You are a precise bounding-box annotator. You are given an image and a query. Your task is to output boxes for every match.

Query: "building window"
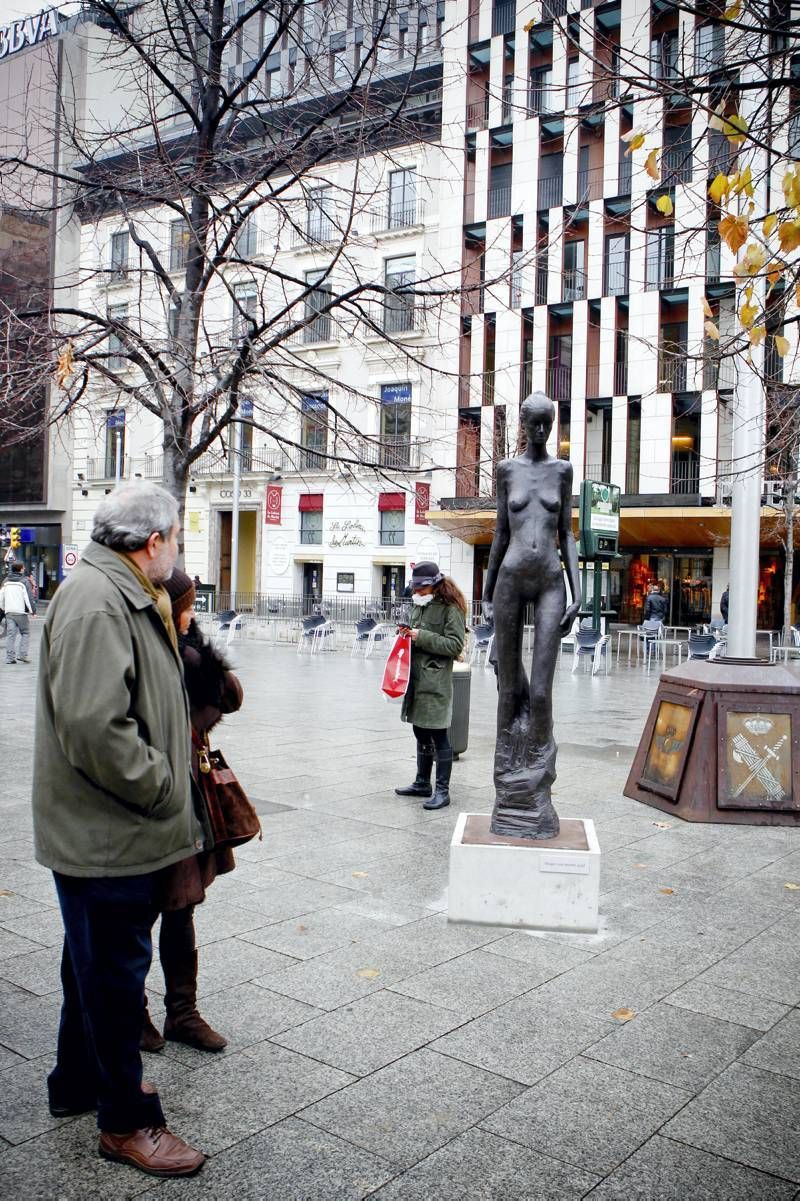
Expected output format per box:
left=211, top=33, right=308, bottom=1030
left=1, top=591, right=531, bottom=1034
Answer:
left=231, top=285, right=258, bottom=343
left=169, top=218, right=191, bottom=271
left=110, top=231, right=129, bottom=279
left=301, top=392, right=329, bottom=469
left=646, top=228, right=675, bottom=290
left=304, top=269, right=332, bottom=341
left=388, top=168, right=417, bottom=228
left=104, top=409, right=126, bottom=478
left=380, top=382, right=412, bottom=466
left=604, top=233, right=629, bottom=296
left=383, top=255, right=416, bottom=333
left=563, top=240, right=586, bottom=301
left=379, top=496, right=406, bottom=545
left=299, top=495, right=324, bottom=544
left=235, top=217, right=258, bottom=258
left=488, top=162, right=512, bottom=219
left=107, top=304, right=129, bottom=369
left=306, top=186, right=334, bottom=241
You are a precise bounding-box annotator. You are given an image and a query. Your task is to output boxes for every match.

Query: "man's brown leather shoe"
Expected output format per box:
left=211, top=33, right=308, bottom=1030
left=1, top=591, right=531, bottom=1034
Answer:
left=98, top=1126, right=205, bottom=1177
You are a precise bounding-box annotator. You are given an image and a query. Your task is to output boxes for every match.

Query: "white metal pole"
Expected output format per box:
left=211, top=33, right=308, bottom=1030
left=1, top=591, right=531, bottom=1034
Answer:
left=727, top=356, right=763, bottom=659
left=114, top=428, right=122, bottom=485
left=230, top=417, right=241, bottom=608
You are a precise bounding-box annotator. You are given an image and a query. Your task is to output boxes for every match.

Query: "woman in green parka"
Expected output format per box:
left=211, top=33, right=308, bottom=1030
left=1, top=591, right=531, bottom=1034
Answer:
left=396, top=561, right=467, bottom=810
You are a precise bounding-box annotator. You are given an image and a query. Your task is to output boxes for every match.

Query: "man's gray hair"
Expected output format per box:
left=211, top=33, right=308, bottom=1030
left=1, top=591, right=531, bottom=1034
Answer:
left=91, top=482, right=179, bottom=551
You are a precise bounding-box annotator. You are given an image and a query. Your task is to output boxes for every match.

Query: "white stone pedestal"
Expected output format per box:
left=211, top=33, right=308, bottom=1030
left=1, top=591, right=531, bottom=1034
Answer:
left=448, top=814, right=601, bottom=933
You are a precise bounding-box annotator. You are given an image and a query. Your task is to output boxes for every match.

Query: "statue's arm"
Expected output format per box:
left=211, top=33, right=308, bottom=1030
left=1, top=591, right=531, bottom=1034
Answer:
left=482, top=464, right=510, bottom=615
left=558, top=462, right=581, bottom=628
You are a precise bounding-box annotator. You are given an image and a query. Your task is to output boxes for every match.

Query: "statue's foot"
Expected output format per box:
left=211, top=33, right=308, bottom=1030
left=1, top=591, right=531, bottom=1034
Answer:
left=490, top=798, right=560, bottom=840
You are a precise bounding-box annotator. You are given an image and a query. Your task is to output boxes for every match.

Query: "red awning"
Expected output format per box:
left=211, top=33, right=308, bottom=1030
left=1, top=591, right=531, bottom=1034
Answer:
left=378, top=492, right=406, bottom=511
left=298, top=493, right=324, bottom=511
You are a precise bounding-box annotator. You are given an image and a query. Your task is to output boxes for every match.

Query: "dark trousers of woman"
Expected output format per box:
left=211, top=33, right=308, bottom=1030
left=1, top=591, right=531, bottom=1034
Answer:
left=412, top=725, right=451, bottom=759
left=48, top=872, right=166, bottom=1133
left=159, top=904, right=200, bottom=1022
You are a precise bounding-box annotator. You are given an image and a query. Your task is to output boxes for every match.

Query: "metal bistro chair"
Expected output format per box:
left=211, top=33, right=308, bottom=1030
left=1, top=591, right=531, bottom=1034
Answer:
left=297, top=613, right=328, bottom=655
left=350, top=616, right=377, bottom=657
left=214, top=609, right=242, bottom=650
left=636, top=619, right=663, bottom=666
left=572, top=629, right=611, bottom=676
left=364, top=622, right=394, bottom=659
left=688, top=632, right=719, bottom=660
left=559, top=617, right=580, bottom=661
left=469, top=623, right=495, bottom=669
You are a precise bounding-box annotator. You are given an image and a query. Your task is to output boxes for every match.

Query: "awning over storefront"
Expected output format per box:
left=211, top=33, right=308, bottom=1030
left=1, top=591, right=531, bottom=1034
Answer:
left=425, top=503, right=787, bottom=549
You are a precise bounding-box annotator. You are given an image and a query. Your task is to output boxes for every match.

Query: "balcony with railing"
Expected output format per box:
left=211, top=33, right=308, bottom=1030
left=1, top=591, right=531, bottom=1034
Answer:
left=546, top=364, right=571, bottom=401
left=708, top=132, right=736, bottom=177
left=542, top=0, right=567, bottom=18
left=576, top=165, right=604, bottom=204
left=492, top=0, right=516, bottom=36
left=625, top=458, right=640, bottom=494
left=528, top=73, right=559, bottom=116
left=371, top=297, right=422, bottom=336
left=291, top=215, right=337, bottom=249
left=487, top=184, right=512, bottom=220
left=646, top=232, right=675, bottom=290
left=466, top=95, right=490, bottom=130
left=482, top=371, right=496, bottom=406
left=703, top=354, right=736, bottom=391
left=617, top=156, right=632, bottom=195
left=671, top=455, right=700, bottom=494
left=614, top=359, right=628, bottom=395
left=520, top=360, right=533, bottom=398
left=371, top=197, right=425, bottom=233
left=563, top=267, right=586, bottom=302
left=658, top=352, right=688, bottom=393
left=662, top=144, right=693, bottom=184
left=510, top=267, right=524, bottom=308
left=604, top=248, right=629, bottom=296
left=537, top=175, right=563, bottom=210
left=585, top=460, right=611, bottom=482
left=585, top=364, right=603, bottom=399
left=535, top=259, right=548, bottom=305
left=298, top=312, right=333, bottom=344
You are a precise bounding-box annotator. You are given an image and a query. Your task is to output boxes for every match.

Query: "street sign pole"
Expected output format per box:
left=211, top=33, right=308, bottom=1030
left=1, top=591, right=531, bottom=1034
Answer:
left=230, top=416, right=241, bottom=609
left=115, top=429, right=122, bottom=485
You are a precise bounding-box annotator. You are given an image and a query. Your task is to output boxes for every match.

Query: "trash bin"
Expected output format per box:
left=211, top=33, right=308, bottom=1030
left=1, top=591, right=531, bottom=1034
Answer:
left=449, top=661, right=472, bottom=759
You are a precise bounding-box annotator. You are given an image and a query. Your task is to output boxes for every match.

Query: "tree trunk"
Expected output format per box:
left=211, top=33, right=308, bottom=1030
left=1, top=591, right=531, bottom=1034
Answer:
left=784, top=476, right=796, bottom=645
left=162, top=438, right=191, bottom=561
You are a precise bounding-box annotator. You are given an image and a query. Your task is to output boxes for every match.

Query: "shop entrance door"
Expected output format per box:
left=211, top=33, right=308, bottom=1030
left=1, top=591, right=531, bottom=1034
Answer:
left=302, top=562, right=323, bottom=614
left=381, top=565, right=405, bottom=614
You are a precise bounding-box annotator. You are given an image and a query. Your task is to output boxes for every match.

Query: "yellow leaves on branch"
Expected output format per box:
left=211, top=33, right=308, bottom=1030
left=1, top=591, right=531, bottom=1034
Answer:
left=55, top=341, right=74, bottom=389
left=702, top=297, right=714, bottom=319
left=731, top=165, right=753, bottom=198
left=766, top=261, right=784, bottom=288
left=778, top=218, right=800, bottom=254
left=723, top=0, right=743, bottom=18
left=655, top=194, right=673, bottom=216
left=723, top=114, right=749, bottom=145
left=621, top=128, right=646, bottom=156
left=708, top=172, right=730, bottom=205
left=763, top=213, right=777, bottom=238
left=749, top=325, right=767, bottom=347
left=718, top=214, right=749, bottom=255
left=774, top=335, right=790, bottom=358
left=644, top=148, right=660, bottom=181
left=733, top=243, right=767, bottom=280
left=708, top=167, right=751, bottom=207
left=739, top=298, right=759, bottom=328
left=782, top=166, right=800, bottom=209
left=704, top=320, right=720, bottom=341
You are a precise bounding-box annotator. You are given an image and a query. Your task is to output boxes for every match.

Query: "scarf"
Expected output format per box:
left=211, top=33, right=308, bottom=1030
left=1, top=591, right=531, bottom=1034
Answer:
left=115, top=552, right=179, bottom=653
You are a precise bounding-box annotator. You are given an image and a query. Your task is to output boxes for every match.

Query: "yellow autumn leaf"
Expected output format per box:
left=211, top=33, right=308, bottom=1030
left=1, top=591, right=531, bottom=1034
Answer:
left=796, top=283, right=800, bottom=309
left=702, top=296, right=713, bottom=318
left=767, top=261, right=783, bottom=287
left=749, top=325, right=767, bottom=346
left=659, top=887, right=675, bottom=895
left=763, top=213, right=777, bottom=238
left=622, top=129, right=646, bottom=155
left=783, top=167, right=800, bottom=209
left=656, top=194, right=673, bottom=216
left=708, top=101, right=727, bottom=133
left=734, top=243, right=767, bottom=278
left=708, top=172, right=730, bottom=205
left=723, top=113, right=749, bottom=145
left=612, top=1007, right=636, bottom=1021
left=644, top=148, right=660, bottom=181
left=731, top=165, right=753, bottom=198
left=351, top=870, right=369, bottom=878
left=785, top=882, right=800, bottom=890
left=778, top=219, right=800, bottom=254
left=739, top=300, right=758, bottom=327
left=356, top=967, right=380, bottom=979
left=704, top=320, right=720, bottom=340
left=653, top=821, right=672, bottom=829
left=774, top=335, right=790, bottom=358
left=719, top=214, right=749, bottom=255
left=523, top=18, right=535, bottom=32
left=723, top=0, right=742, bottom=18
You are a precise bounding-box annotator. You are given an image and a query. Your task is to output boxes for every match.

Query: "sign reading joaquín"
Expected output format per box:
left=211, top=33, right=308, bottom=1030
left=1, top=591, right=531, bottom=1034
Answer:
left=0, top=8, right=61, bottom=61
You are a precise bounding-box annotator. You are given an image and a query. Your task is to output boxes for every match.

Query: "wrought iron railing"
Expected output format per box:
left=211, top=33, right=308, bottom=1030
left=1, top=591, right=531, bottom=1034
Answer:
left=537, top=175, right=563, bottom=210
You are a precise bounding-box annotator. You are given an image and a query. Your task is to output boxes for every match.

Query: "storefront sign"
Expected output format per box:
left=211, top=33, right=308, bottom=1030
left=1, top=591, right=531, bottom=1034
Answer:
left=579, top=480, right=620, bottom=559
left=0, top=9, right=60, bottom=60
left=265, top=483, right=282, bottom=525
left=269, top=537, right=290, bottom=575
left=415, top=482, right=430, bottom=525
left=218, top=488, right=252, bottom=498
left=329, top=519, right=365, bottom=548
left=62, top=544, right=80, bottom=574
left=337, top=572, right=355, bottom=592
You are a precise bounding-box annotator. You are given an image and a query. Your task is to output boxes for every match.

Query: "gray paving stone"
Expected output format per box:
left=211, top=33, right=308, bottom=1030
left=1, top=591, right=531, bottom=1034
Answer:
left=189, top=898, right=279, bottom=944
left=272, top=989, right=465, bottom=1074
left=229, top=877, right=360, bottom=923
left=258, top=939, right=425, bottom=1010
left=0, top=1042, right=25, bottom=1073
left=0, top=987, right=62, bottom=1059
left=663, top=1062, right=800, bottom=1181
left=0, top=928, right=44, bottom=960
left=0, top=892, right=51, bottom=923
left=742, top=1009, right=800, bottom=1080
left=584, top=1001, right=759, bottom=1092
left=431, top=994, right=615, bottom=1086
left=646, top=893, right=785, bottom=958
left=481, top=1055, right=691, bottom=1176
left=482, top=931, right=596, bottom=975
left=696, top=925, right=800, bottom=1006
left=586, top=1134, right=797, bottom=1200
left=0, top=908, right=65, bottom=948
left=664, top=979, right=791, bottom=1032
left=142, top=1116, right=394, bottom=1200
left=332, top=895, right=436, bottom=928
left=371, top=913, right=509, bottom=966
left=0, top=1056, right=71, bottom=1145
left=161, top=1041, right=354, bottom=1156
left=367, top=1127, right=599, bottom=1199
left=0, top=1114, right=155, bottom=1199
left=300, top=1048, right=524, bottom=1169
left=388, top=949, right=545, bottom=1017
left=0, top=944, right=64, bottom=996
left=238, top=906, right=393, bottom=959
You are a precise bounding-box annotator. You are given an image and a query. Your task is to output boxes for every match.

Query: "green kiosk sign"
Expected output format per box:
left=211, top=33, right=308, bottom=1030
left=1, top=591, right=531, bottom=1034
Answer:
left=579, top=480, right=621, bottom=560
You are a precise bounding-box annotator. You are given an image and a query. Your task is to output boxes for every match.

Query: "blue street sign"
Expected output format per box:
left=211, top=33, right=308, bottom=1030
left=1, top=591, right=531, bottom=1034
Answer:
left=107, top=409, right=125, bottom=429
left=240, top=398, right=254, bottom=418
left=380, top=382, right=412, bottom=405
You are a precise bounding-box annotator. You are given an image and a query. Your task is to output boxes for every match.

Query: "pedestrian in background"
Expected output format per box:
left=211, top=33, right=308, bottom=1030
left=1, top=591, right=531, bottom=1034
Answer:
left=643, top=581, right=669, bottom=624
left=140, top=568, right=243, bottom=1055
left=32, top=482, right=205, bottom=1179
left=0, top=562, right=34, bottom=663
left=720, top=584, right=729, bottom=624
left=395, top=562, right=466, bottom=811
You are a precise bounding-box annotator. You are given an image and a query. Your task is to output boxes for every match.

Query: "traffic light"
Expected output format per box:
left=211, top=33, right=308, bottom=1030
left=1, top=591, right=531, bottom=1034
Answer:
left=10, top=527, right=21, bottom=549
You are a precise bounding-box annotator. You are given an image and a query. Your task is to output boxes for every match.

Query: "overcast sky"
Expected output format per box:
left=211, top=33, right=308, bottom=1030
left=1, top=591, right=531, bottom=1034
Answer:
left=4, top=2, right=77, bottom=23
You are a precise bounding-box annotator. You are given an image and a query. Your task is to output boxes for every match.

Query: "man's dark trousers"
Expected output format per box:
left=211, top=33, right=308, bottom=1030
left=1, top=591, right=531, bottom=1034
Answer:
left=48, top=872, right=166, bottom=1132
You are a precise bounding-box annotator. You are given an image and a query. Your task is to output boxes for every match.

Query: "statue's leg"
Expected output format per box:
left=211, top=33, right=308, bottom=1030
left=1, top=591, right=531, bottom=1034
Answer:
left=517, top=578, right=566, bottom=838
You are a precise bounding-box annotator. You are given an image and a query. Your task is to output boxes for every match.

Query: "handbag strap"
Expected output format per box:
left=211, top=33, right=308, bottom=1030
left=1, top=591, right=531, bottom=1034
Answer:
left=191, top=727, right=212, bottom=774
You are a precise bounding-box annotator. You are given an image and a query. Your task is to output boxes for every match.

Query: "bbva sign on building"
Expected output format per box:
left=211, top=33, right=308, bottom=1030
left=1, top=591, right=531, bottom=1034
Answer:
left=0, top=8, right=60, bottom=61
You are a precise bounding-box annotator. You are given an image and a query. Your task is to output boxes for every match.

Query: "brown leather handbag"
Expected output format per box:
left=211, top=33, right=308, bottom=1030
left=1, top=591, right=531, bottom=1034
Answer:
left=193, top=731, right=262, bottom=850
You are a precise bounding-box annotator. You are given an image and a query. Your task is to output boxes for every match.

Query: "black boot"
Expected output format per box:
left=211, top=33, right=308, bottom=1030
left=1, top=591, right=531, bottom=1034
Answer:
left=424, top=749, right=452, bottom=810
left=395, top=749, right=434, bottom=797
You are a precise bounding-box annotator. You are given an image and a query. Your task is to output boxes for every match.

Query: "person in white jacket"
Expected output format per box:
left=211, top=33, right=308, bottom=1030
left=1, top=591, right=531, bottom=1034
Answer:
left=0, top=563, right=34, bottom=663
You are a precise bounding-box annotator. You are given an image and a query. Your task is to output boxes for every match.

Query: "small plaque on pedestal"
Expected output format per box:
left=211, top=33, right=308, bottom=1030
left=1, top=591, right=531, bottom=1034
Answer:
left=448, top=814, right=600, bottom=933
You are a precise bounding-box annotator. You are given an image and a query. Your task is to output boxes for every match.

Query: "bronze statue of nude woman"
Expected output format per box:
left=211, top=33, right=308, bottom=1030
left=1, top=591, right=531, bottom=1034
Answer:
left=482, top=392, right=581, bottom=839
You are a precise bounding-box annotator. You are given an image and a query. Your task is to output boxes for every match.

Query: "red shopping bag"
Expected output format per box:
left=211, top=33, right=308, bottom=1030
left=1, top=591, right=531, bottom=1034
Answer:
left=381, top=633, right=412, bottom=701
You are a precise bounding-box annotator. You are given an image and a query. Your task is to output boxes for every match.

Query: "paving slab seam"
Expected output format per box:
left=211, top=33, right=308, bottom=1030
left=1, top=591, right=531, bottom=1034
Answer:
left=653, top=1132, right=800, bottom=1188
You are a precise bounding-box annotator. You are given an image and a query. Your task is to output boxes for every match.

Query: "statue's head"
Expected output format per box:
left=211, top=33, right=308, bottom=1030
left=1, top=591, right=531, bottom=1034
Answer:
left=520, top=392, right=555, bottom=446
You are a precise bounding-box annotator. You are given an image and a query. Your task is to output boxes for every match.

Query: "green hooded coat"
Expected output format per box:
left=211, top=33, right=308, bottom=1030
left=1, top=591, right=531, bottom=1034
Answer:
left=401, top=598, right=466, bottom=729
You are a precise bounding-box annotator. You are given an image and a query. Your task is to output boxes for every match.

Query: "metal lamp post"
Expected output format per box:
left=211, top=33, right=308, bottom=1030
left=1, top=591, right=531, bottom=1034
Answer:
left=229, top=397, right=253, bottom=609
